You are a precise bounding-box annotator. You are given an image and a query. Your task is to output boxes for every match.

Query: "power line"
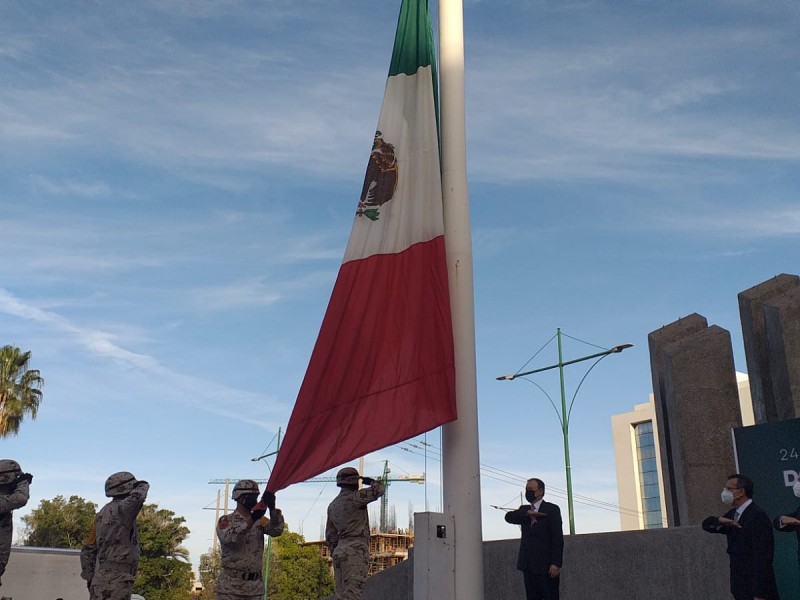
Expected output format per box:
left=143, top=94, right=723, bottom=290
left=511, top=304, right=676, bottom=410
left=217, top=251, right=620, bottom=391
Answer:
left=398, top=439, right=642, bottom=518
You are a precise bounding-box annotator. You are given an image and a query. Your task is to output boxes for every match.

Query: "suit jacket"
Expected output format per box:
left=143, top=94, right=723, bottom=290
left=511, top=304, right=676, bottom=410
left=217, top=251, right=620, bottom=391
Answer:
left=505, top=499, right=564, bottom=574
left=774, top=505, right=800, bottom=566
left=702, top=501, right=779, bottom=600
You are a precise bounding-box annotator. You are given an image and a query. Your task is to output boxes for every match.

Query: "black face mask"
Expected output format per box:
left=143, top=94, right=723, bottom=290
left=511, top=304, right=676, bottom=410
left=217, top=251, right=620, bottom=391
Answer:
left=240, top=495, right=258, bottom=510
left=525, top=490, right=537, bottom=503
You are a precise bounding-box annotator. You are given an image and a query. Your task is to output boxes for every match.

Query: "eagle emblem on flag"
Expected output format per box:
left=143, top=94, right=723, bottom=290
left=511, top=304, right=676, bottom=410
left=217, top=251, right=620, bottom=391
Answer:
left=356, top=130, right=398, bottom=221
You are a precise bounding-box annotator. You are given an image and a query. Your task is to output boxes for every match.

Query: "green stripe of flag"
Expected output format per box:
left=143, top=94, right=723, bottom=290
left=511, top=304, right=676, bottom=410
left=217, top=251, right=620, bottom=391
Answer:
left=389, top=0, right=437, bottom=77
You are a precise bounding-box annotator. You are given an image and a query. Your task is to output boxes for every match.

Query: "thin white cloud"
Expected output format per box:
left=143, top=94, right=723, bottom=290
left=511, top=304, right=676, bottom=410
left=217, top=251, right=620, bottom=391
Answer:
left=465, top=18, right=800, bottom=183
left=0, top=289, right=158, bottom=370
left=0, top=4, right=384, bottom=187
left=0, top=288, right=285, bottom=424
left=280, top=234, right=346, bottom=263
left=29, top=174, right=111, bottom=197
left=0, top=215, right=174, bottom=276
left=28, top=254, right=165, bottom=272
left=0, top=35, right=34, bottom=59
left=0, top=105, right=75, bottom=141
left=658, top=207, right=800, bottom=238
left=193, top=278, right=281, bottom=311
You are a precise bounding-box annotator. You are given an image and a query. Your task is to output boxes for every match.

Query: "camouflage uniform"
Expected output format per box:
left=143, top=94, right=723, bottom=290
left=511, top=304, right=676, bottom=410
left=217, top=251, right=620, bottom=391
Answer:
left=0, top=477, right=30, bottom=584
left=216, top=508, right=284, bottom=600
left=325, top=480, right=385, bottom=600
left=80, top=480, right=149, bottom=600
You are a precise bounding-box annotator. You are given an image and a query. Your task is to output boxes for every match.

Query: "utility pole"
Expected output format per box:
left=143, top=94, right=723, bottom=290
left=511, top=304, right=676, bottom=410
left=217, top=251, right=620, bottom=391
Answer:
left=212, top=488, right=221, bottom=553
left=497, top=329, right=632, bottom=534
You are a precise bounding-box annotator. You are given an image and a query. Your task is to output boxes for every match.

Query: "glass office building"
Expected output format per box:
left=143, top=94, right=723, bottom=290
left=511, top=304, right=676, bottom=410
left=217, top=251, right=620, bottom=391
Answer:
left=612, top=376, right=753, bottom=531
left=633, top=420, right=662, bottom=528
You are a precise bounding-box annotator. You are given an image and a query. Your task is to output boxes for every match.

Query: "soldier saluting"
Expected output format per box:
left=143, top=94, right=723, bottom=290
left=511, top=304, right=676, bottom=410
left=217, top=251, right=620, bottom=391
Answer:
left=81, top=471, right=149, bottom=600
left=0, top=459, right=32, bottom=589
left=326, top=467, right=385, bottom=600
left=216, top=479, right=284, bottom=600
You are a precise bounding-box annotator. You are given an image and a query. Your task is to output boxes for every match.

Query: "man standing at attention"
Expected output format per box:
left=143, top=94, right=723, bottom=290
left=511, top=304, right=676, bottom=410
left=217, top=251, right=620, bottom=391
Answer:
left=702, top=473, right=779, bottom=600
left=80, top=471, right=149, bottom=600
left=505, top=478, right=564, bottom=600
left=326, top=467, right=384, bottom=600
left=216, top=479, right=284, bottom=600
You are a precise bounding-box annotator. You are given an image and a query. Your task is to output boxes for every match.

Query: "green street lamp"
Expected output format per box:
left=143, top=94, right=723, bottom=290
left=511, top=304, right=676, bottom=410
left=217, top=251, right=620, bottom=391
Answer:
left=497, top=328, right=632, bottom=535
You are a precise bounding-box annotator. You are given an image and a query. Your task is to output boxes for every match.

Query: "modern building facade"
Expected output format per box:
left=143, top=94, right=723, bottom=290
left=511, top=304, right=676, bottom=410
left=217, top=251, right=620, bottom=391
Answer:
left=612, top=398, right=667, bottom=531
left=612, top=374, right=754, bottom=530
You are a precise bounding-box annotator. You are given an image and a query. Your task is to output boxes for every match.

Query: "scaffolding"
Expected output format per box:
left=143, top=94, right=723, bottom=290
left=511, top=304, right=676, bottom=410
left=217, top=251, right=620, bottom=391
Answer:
left=303, top=531, right=414, bottom=577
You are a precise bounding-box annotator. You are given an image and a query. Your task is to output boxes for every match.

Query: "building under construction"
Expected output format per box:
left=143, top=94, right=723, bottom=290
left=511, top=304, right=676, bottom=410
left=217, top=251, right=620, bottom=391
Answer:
left=304, top=530, right=414, bottom=576
left=303, top=460, right=421, bottom=576
left=210, top=459, right=421, bottom=577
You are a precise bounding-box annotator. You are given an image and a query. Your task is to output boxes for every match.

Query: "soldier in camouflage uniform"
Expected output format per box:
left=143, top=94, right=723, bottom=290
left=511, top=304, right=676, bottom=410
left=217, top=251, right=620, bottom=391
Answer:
left=0, top=459, right=32, bottom=588
left=325, top=467, right=385, bottom=600
left=80, top=471, right=149, bottom=600
left=216, top=479, right=284, bottom=600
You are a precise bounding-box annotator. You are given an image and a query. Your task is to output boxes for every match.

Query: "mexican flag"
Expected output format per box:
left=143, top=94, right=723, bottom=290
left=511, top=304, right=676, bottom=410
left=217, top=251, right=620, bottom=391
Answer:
left=268, top=0, right=456, bottom=492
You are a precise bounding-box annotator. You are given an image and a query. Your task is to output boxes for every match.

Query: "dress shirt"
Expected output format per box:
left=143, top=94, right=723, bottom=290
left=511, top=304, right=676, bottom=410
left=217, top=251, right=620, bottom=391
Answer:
left=735, top=498, right=753, bottom=522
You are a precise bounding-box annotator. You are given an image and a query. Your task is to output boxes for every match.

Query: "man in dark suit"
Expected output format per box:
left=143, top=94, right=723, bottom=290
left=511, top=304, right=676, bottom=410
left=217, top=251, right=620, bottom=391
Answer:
left=702, top=473, right=780, bottom=600
left=505, top=478, right=564, bottom=600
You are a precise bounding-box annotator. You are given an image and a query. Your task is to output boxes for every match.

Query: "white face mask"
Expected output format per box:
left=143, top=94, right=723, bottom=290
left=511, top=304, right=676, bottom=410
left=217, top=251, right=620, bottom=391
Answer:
left=721, top=488, right=735, bottom=506
left=793, top=478, right=800, bottom=499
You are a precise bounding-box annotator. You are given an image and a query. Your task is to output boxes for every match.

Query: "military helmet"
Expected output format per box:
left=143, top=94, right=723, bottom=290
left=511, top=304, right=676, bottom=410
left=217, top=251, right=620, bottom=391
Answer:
left=105, top=471, right=138, bottom=497
left=232, top=479, right=260, bottom=500
left=336, top=467, right=360, bottom=487
left=0, top=459, right=21, bottom=485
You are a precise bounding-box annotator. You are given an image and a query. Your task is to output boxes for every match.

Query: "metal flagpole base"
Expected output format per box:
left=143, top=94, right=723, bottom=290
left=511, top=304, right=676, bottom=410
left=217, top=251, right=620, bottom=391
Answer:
left=413, top=512, right=456, bottom=599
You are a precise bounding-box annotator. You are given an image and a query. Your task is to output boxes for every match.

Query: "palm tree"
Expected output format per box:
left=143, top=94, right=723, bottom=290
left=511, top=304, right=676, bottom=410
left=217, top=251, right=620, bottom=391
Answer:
left=0, top=345, right=44, bottom=437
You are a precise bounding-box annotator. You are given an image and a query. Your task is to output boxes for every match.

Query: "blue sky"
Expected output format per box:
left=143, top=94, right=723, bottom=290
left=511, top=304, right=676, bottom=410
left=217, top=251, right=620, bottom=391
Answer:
left=1, top=0, right=798, bottom=569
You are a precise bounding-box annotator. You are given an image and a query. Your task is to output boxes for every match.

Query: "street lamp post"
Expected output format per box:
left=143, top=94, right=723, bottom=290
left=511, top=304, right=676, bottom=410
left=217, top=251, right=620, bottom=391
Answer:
left=497, top=328, right=632, bottom=535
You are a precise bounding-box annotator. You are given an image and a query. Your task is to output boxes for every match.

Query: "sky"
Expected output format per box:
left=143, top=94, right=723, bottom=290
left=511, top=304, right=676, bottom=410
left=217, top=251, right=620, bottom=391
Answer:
left=1, top=0, right=799, bottom=571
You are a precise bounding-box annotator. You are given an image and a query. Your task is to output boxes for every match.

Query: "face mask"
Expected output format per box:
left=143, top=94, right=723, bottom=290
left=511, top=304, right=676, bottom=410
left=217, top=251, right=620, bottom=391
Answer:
left=241, top=495, right=258, bottom=510
left=525, top=490, right=537, bottom=504
left=720, top=489, right=734, bottom=506
left=793, top=479, right=800, bottom=499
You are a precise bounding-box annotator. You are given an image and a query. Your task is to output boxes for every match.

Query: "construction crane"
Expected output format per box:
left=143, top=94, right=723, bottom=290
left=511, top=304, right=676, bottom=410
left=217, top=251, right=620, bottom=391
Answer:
left=374, top=460, right=424, bottom=533
left=209, top=460, right=424, bottom=534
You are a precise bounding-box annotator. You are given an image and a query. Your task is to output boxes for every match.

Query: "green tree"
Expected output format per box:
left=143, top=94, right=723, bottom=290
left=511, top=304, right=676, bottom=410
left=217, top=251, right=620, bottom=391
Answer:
left=197, top=546, right=221, bottom=600
left=195, top=526, right=334, bottom=600
left=21, top=495, right=98, bottom=548
left=134, top=503, right=193, bottom=600
left=267, top=529, right=334, bottom=600
left=0, top=345, right=44, bottom=437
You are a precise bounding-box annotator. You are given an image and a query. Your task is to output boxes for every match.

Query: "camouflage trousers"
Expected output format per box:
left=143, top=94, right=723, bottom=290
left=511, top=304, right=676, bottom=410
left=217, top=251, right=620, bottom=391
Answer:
left=89, top=568, right=135, bottom=600
left=215, top=570, right=264, bottom=600
left=332, top=541, right=369, bottom=600
left=0, top=519, right=11, bottom=578
left=216, top=593, right=263, bottom=600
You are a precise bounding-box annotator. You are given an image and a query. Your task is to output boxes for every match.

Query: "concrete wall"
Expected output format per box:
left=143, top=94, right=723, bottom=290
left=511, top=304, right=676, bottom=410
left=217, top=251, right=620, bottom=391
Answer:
left=763, top=285, right=800, bottom=420
left=648, top=316, right=742, bottom=527
left=2, top=546, right=87, bottom=600
left=647, top=313, right=708, bottom=528
left=338, top=526, right=730, bottom=600
left=738, top=273, right=800, bottom=423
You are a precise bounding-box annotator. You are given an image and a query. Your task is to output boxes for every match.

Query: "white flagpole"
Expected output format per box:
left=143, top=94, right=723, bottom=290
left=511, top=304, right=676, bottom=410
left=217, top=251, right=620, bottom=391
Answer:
left=439, top=0, right=485, bottom=599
